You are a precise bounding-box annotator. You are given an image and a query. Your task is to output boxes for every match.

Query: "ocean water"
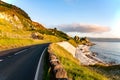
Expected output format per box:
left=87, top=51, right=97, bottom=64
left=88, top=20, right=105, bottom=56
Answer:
left=90, top=42, right=120, bottom=64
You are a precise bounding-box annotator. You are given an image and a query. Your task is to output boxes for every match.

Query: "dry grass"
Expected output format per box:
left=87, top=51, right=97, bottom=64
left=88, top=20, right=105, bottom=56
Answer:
left=48, top=43, right=109, bottom=80
left=0, top=38, right=47, bottom=51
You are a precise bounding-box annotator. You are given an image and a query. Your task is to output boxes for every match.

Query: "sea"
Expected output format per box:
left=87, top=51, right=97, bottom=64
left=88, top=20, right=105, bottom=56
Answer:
left=90, top=42, right=120, bottom=64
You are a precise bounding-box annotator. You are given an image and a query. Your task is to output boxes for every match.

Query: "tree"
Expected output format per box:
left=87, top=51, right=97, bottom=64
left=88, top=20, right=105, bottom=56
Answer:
left=74, top=35, right=80, bottom=41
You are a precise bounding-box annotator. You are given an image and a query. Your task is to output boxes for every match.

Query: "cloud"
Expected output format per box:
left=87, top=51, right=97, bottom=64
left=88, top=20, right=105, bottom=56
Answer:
left=57, top=23, right=111, bottom=33
left=67, top=32, right=117, bottom=38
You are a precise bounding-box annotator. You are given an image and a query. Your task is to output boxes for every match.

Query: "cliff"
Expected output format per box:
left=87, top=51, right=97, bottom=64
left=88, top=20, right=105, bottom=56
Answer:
left=0, top=1, right=46, bottom=39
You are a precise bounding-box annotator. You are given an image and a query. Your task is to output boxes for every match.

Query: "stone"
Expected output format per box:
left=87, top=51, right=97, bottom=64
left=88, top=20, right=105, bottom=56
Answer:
left=55, top=68, right=68, bottom=78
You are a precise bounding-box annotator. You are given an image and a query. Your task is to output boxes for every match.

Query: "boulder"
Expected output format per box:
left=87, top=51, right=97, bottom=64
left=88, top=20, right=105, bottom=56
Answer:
left=55, top=68, right=68, bottom=79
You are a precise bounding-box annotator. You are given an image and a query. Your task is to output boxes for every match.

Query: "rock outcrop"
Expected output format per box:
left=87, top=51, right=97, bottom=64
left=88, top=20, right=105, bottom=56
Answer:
left=0, top=1, right=33, bottom=30
left=76, top=45, right=104, bottom=65
left=0, top=12, right=24, bottom=29
left=0, top=1, right=47, bottom=39
left=57, top=41, right=104, bottom=65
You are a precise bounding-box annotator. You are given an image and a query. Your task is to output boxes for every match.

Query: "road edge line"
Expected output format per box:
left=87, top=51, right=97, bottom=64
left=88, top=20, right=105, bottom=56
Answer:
left=34, top=47, right=47, bottom=80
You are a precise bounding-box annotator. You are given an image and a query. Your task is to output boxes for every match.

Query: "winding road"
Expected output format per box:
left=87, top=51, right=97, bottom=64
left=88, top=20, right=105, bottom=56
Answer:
left=0, top=43, right=49, bottom=80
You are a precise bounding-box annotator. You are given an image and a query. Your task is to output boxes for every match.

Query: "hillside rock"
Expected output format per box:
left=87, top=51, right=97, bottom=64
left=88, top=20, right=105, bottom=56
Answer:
left=0, top=12, right=23, bottom=29
left=0, top=1, right=33, bottom=30
left=76, top=45, right=105, bottom=65
left=0, top=1, right=30, bottom=20
left=0, top=1, right=46, bottom=39
left=32, top=21, right=46, bottom=30
left=57, top=41, right=104, bottom=65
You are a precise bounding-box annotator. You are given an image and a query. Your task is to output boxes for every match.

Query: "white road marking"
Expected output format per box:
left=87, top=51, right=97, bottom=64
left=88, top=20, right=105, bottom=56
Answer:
left=14, top=49, right=28, bottom=55
left=0, top=49, right=28, bottom=62
left=34, top=48, right=47, bottom=80
left=0, top=59, right=3, bottom=62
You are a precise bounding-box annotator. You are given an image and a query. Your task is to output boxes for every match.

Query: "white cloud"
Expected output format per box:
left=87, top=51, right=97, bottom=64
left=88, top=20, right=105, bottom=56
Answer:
left=66, top=32, right=118, bottom=38
left=57, top=23, right=110, bottom=33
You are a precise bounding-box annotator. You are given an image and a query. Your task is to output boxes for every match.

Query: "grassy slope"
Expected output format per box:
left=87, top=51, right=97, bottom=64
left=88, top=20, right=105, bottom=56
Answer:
left=0, top=38, right=48, bottom=51
left=89, top=65, right=120, bottom=80
left=0, top=1, right=65, bottom=50
left=1, top=1, right=119, bottom=80
left=49, top=43, right=109, bottom=80
left=0, top=34, right=64, bottom=51
left=0, top=1, right=30, bottom=20
left=0, top=18, right=46, bottom=50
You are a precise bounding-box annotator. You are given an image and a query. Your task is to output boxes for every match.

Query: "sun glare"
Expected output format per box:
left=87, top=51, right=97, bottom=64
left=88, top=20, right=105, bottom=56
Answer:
left=112, top=10, right=120, bottom=38
left=2, top=0, right=14, bottom=3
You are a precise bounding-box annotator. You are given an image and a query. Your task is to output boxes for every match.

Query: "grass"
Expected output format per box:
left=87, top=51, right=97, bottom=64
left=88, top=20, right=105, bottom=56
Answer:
left=0, top=20, right=64, bottom=50
left=43, top=34, right=64, bottom=42
left=49, top=43, right=109, bottom=80
left=68, top=39, right=78, bottom=47
left=0, top=33, right=64, bottom=51
left=89, top=65, right=120, bottom=80
left=43, top=50, right=50, bottom=80
left=0, top=18, right=64, bottom=50
left=0, top=38, right=47, bottom=51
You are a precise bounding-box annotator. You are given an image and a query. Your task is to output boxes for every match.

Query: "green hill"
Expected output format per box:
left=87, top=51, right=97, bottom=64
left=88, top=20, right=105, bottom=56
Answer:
left=0, top=1, right=95, bottom=49
left=1, top=1, right=119, bottom=80
left=0, top=1, right=46, bottom=37
left=0, top=1, right=71, bottom=50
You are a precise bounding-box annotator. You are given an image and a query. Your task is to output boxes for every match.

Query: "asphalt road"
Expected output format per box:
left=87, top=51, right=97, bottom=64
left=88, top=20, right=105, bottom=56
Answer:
left=0, top=43, right=49, bottom=80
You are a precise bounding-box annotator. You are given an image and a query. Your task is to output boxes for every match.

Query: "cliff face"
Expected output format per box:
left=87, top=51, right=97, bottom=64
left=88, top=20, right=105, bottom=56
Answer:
left=0, top=1, right=30, bottom=19
left=0, top=1, right=46, bottom=38
left=0, top=12, right=24, bottom=29
left=0, top=1, right=32, bottom=30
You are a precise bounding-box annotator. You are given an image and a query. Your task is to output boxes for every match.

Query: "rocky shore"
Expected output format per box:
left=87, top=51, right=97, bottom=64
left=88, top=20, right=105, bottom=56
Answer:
left=75, top=45, right=106, bottom=65
left=57, top=41, right=106, bottom=65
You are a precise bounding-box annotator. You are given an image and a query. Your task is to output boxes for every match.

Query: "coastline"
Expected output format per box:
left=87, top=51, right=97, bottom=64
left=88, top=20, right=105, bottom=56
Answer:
left=75, top=45, right=107, bottom=65
left=91, top=41, right=120, bottom=65
left=57, top=41, right=119, bottom=66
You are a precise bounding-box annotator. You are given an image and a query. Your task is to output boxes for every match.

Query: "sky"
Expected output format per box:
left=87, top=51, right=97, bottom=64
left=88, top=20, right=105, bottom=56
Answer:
left=2, top=0, right=120, bottom=38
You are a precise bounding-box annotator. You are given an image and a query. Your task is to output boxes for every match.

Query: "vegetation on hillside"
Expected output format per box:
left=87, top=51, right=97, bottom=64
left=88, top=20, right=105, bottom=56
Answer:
left=73, top=35, right=94, bottom=46
left=0, top=1, right=93, bottom=50
left=1, top=1, right=119, bottom=80
left=0, top=1, right=68, bottom=50
left=89, top=65, right=120, bottom=80
left=0, top=38, right=48, bottom=51
left=0, top=1, right=30, bottom=19
left=49, top=43, right=109, bottom=80
left=48, top=28, right=71, bottom=40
